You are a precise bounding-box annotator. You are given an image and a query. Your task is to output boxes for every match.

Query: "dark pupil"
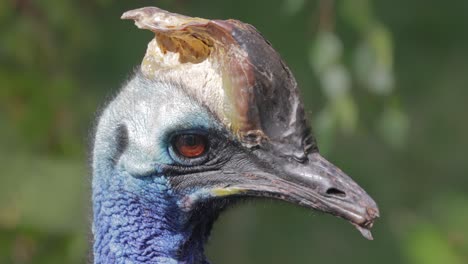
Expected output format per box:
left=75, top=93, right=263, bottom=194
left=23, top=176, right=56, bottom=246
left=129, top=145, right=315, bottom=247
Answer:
left=184, top=135, right=197, bottom=146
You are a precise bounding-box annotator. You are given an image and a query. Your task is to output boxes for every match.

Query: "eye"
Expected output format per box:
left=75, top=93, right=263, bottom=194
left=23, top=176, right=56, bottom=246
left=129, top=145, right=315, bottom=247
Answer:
left=173, top=134, right=208, bottom=159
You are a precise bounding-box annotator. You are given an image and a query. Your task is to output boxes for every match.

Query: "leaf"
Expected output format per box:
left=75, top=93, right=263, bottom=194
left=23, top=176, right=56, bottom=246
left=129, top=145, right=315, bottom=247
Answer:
left=354, top=39, right=394, bottom=95
left=320, top=64, right=351, bottom=99
left=332, top=94, right=358, bottom=134
left=310, top=31, right=343, bottom=74
left=369, top=24, right=394, bottom=68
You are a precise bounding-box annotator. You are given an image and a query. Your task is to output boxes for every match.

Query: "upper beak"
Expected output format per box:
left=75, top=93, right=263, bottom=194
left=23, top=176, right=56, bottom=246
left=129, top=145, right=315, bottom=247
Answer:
left=213, top=152, right=380, bottom=240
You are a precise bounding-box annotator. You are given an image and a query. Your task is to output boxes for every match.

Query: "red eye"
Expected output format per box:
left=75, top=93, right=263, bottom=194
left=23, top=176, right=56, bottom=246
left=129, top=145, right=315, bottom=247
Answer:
left=174, top=134, right=207, bottom=158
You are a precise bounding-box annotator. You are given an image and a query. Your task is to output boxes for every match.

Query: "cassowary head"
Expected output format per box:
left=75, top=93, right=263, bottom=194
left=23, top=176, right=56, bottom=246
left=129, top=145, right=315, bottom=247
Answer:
left=92, top=7, right=379, bottom=264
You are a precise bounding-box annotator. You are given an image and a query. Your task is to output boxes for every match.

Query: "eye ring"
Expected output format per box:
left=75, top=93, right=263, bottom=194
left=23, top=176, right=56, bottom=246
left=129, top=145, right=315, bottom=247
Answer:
left=169, top=132, right=210, bottom=165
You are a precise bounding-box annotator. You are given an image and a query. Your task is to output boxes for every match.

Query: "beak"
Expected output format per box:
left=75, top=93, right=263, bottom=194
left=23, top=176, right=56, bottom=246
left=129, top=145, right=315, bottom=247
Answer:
left=211, top=152, right=380, bottom=240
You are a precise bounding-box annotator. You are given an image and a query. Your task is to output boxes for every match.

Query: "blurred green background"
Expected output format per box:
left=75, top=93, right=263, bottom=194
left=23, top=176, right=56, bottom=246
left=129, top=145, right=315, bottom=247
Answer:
left=1, top=0, right=467, bottom=263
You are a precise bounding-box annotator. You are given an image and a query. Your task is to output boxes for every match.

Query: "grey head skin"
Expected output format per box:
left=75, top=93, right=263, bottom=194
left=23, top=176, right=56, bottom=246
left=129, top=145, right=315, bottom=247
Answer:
left=91, top=6, right=379, bottom=264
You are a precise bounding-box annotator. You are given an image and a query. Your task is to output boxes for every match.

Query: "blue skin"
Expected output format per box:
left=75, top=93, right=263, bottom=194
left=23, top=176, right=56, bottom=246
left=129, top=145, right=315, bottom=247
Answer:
left=92, top=75, right=221, bottom=263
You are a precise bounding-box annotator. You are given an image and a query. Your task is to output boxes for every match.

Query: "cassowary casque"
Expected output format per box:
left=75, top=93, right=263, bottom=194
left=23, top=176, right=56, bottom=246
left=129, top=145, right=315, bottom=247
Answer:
left=91, top=6, right=379, bottom=264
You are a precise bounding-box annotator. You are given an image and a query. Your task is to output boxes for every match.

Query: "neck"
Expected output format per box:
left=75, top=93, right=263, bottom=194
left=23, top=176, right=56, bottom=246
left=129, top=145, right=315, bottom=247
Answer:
left=92, top=175, right=213, bottom=264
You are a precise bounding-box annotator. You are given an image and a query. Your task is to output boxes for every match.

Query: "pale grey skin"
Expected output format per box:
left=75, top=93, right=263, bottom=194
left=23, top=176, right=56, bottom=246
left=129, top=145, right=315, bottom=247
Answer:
left=94, top=73, right=219, bottom=177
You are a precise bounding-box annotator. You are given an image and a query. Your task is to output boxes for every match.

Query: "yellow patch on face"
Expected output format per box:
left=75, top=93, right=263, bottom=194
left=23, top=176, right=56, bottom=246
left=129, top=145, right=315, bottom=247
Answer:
left=212, top=187, right=244, bottom=197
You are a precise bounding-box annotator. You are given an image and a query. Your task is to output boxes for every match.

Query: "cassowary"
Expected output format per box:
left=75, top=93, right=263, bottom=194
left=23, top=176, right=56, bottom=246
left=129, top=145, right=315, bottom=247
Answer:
left=91, top=7, right=379, bottom=264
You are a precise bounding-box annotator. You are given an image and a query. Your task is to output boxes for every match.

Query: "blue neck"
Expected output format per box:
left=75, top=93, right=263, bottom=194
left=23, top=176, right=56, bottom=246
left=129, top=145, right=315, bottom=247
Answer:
left=92, top=173, right=211, bottom=264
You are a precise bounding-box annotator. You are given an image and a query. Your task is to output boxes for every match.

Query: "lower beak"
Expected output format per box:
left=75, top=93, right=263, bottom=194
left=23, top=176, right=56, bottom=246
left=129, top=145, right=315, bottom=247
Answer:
left=215, top=152, right=380, bottom=239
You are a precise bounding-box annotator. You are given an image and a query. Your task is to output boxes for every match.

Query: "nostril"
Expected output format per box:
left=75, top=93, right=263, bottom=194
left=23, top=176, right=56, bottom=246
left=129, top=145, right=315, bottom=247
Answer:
left=326, top=187, right=346, bottom=198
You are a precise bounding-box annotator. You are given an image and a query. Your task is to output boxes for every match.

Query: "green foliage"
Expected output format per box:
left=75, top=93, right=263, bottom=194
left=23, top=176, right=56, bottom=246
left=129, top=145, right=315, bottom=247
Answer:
left=311, top=32, right=358, bottom=142
left=1, top=0, right=467, bottom=263
left=310, top=0, right=407, bottom=152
